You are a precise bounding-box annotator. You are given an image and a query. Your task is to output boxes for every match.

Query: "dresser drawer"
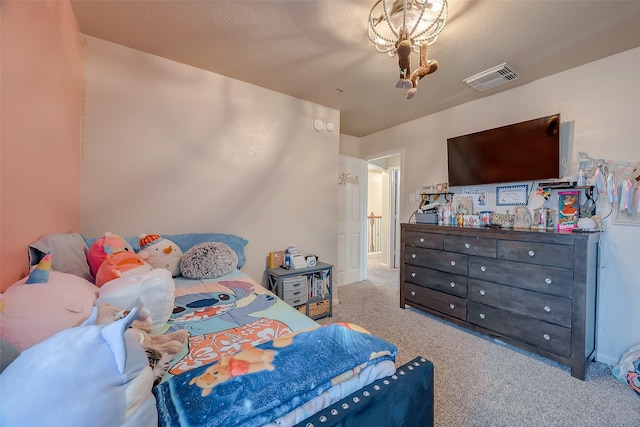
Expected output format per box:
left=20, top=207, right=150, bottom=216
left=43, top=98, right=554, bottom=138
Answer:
left=283, top=286, right=308, bottom=303
left=468, top=279, right=571, bottom=327
left=498, top=240, right=573, bottom=269
left=404, top=246, right=468, bottom=276
left=468, top=302, right=571, bottom=358
left=444, top=234, right=497, bottom=258
left=468, top=257, right=572, bottom=297
left=404, top=264, right=467, bottom=297
left=405, top=283, right=466, bottom=320
left=403, top=231, right=443, bottom=250
left=282, top=276, right=306, bottom=292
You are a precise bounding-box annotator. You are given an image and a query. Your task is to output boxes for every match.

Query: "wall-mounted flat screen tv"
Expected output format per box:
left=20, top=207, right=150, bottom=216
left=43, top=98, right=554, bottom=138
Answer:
left=447, top=114, right=561, bottom=187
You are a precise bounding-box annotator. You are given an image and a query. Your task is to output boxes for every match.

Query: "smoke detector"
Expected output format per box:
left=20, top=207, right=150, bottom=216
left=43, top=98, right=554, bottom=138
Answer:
left=463, top=63, right=518, bottom=91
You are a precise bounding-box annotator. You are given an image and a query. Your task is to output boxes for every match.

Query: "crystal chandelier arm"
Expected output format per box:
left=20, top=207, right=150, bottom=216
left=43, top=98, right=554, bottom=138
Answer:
left=368, top=0, right=401, bottom=52
left=412, top=1, right=448, bottom=44
left=406, top=0, right=429, bottom=37
left=368, top=1, right=394, bottom=50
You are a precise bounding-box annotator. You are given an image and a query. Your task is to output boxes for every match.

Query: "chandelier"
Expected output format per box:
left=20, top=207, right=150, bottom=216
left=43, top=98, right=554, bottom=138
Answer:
left=368, top=0, right=448, bottom=98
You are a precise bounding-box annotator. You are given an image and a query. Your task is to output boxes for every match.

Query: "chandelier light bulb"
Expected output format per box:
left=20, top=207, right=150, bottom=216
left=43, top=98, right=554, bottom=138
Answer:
left=368, top=0, right=448, bottom=55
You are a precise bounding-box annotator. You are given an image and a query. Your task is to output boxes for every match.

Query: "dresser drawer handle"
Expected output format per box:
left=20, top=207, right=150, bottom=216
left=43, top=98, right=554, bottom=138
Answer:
left=449, top=303, right=455, bottom=310
left=528, top=250, right=535, bottom=257
left=543, top=334, right=550, bottom=341
left=412, top=253, right=416, bottom=259
left=544, top=306, right=551, bottom=312
left=479, top=290, right=485, bottom=296
left=479, top=313, right=485, bottom=319
left=450, top=282, right=456, bottom=288
left=411, top=291, right=416, bottom=296
left=545, top=278, right=552, bottom=284
left=450, top=260, right=456, bottom=266
left=411, top=272, right=416, bottom=278
left=420, top=237, right=425, bottom=243
left=480, top=266, right=486, bottom=272
left=465, top=243, right=470, bottom=249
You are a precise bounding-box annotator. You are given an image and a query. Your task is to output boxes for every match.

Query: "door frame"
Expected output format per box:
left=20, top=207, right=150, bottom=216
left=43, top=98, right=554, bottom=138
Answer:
left=365, top=148, right=404, bottom=275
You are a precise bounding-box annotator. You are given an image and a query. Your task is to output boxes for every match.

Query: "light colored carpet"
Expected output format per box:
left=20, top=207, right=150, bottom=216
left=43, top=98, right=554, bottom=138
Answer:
left=319, top=264, right=640, bottom=427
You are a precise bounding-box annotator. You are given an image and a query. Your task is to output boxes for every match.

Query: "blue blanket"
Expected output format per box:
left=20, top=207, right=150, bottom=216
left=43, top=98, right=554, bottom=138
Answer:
left=154, top=323, right=397, bottom=427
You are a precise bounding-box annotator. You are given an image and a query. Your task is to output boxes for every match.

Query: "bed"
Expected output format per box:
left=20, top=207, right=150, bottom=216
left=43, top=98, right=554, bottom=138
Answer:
left=0, top=232, right=434, bottom=427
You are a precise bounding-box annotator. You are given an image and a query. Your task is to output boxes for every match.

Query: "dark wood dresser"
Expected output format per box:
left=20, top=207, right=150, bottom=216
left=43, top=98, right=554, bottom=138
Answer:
left=400, top=223, right=600, bottom=380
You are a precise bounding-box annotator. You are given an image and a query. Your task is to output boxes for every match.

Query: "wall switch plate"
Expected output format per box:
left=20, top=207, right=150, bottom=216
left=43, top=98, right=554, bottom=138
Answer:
left=409, top=193, right=416, bottom=203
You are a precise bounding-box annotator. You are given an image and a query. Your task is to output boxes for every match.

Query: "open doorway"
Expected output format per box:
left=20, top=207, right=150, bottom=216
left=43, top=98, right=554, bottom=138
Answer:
left=366, top=153, right=401, bottom=285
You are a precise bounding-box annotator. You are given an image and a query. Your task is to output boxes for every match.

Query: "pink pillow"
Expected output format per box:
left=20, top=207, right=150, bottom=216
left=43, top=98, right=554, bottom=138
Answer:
left=0, top=271, right=98, bottom=351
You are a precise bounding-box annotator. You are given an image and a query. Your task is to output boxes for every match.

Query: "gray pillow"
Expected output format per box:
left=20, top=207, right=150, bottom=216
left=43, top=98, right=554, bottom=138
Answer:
left=28, top=233, right=92, bottom=282
left=180, top=242, right=239, bottom=279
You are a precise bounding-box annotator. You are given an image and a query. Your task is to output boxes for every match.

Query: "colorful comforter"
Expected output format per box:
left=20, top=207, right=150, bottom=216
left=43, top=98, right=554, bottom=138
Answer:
left=154, top=270, right=397, bottom=426
left=154, top=323, right=397, bottom=427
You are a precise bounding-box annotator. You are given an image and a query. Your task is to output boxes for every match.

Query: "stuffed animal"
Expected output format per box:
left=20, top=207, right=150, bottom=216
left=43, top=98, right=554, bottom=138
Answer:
left=96, top=268, right=176, bottom=334
left=97, top=302, right=189, bottom=385
left=87, top=232, right=135, bottom=278
left=95, top=250, right=153, bottom=288
left=189, top=347, right=276, bottom=396
left=0, top=256, right=99, bottom=352
left=137, top=234, right=183, bottom=277
left=395, top=37, right=413, bottom=90
left=406, top=42, right=438, bottom=99
left=0, top=306, right=158, bottom=426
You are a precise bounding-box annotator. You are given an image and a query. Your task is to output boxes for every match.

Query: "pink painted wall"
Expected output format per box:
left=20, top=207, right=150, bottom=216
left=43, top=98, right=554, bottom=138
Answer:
left=1, top=0, right=82, bottom=291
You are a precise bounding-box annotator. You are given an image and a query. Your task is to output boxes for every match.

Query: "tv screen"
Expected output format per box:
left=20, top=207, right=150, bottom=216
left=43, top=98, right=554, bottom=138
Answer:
left=447, top=114, right=560, bottom=187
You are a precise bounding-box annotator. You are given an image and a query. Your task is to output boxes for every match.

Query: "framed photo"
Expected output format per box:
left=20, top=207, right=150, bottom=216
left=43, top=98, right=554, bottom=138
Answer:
left=613, top=208, right=640, bottom=226
left=612, top=188, right=640, bottom=226
left=463, top=187, right=488, bottom=211
left=496, top=184, right=529, bottom=206
left=453, top=196, right=473, bottom=215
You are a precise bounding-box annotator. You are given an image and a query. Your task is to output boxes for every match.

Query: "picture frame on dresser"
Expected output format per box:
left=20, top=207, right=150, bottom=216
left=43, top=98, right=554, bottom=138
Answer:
left=496, top=184, right=529, bottom=206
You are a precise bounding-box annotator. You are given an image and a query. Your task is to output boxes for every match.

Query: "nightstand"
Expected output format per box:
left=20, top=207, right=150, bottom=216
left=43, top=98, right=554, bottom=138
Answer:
left=266, top=262, right=333, bottom=320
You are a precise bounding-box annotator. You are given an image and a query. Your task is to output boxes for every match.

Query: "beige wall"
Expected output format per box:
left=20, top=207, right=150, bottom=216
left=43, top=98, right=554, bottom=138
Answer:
left=80, top=36, right=340, bottom=285
left=360, top=47, right=640, bottom=365
left=0, top=0, right=82, bottom=291
left=339, top=134, right=360, bottom=157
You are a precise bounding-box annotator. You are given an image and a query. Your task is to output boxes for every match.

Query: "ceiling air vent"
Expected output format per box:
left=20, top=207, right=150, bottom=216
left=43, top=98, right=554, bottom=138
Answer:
left=463, top=63, right=518, bottom=91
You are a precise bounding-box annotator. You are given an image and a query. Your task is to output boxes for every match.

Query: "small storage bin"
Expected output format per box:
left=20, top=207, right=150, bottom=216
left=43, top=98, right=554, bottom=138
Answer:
left=309, top=299, right=330, bottom=318
left=296, top=304, right=307, bottom=315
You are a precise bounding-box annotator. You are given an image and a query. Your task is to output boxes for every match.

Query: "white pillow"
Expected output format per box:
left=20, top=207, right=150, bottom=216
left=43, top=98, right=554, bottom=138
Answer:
left=96, top=268, right=175, bottom=334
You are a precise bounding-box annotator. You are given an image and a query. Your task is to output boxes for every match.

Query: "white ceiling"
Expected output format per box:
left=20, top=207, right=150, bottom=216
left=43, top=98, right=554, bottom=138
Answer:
left=70, top=0, right=640, bottom=137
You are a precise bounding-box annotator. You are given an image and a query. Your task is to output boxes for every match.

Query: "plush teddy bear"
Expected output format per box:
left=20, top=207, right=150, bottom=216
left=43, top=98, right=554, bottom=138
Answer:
left=137, top=234, right=183, bottom=277
left=97, top=301, right=189, bottom=385
left=189, top=347, right=276, bottom=396
left=405, top=42, right=438, bottom=99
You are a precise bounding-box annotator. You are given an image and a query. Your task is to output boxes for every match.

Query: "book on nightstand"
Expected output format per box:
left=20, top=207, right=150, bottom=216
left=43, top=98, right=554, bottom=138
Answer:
left=268, top=251, right=284, bottom=269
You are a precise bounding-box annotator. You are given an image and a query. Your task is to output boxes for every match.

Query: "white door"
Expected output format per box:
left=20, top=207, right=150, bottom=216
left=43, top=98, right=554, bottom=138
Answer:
left=337, top=155, right=366, bottom=286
